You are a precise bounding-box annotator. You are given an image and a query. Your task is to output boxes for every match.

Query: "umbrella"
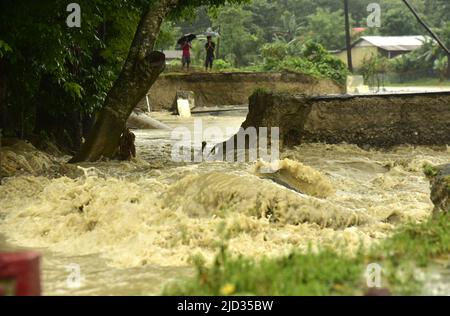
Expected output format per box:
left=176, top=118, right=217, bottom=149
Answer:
left=204, top=27, right=220, bottom=38
left=177, top=33, right=197, bottom=45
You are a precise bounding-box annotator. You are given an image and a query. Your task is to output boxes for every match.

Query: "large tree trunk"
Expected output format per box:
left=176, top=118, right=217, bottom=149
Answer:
left=0, top=58, right=7, bottom=133
left=70, top=0, right=179, bottom=162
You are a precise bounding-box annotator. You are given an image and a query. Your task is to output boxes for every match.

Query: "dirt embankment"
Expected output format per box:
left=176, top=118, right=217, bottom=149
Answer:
left=429, top=164, right=450, bottom=215
left=235, top=91, right=450, bottom=148
left=139, top=72, right=344, bottom=111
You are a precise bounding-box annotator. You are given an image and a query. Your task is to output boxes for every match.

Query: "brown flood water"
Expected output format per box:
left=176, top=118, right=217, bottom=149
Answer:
left=1, top=110, right=450, bottom=295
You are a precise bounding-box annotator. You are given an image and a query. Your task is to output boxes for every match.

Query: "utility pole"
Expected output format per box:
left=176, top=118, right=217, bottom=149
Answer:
left=344, top=0, right=353, bottom=73
left=402, top=0, right=450, bottom=76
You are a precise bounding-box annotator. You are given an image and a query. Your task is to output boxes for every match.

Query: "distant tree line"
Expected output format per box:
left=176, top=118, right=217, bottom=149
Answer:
left=158, top=0, right=450, bottom=71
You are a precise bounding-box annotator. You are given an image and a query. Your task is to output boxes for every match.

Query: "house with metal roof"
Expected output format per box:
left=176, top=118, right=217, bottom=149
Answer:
left=162, top=50, right=183, bottom=64
left=335, top=35, right=432, bottom=69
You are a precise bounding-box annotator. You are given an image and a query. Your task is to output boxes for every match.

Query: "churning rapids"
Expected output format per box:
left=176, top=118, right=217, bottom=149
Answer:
left=1, top=110, right=450, bottom=295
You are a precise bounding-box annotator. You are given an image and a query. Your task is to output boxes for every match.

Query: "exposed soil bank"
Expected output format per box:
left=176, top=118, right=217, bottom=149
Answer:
left=140, top=72, right=344, bottom=111
left=430, top=164, right=450, bottom=215
left=239, top=91, right=450, bottom=149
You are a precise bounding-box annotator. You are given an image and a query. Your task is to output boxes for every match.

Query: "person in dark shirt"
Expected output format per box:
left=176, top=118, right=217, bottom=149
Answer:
left=204, top=36, right=216, bottom=71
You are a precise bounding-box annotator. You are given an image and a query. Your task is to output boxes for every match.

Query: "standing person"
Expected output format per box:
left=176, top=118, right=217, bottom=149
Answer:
left=181, top=40, right=192, bottom=71
left=204, top=36, right=216, bottom=71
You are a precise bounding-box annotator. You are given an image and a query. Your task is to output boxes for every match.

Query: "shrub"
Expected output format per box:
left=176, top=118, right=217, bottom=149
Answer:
left=214, top=59, right=233, bottom=71
left=259, top=40, right=348, bottom=84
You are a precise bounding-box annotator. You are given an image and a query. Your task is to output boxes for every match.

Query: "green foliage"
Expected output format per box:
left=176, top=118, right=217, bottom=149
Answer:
left=276, top=57, right=315, bottom=74
left=260, top=42, right=289, bottom=61
left=423, top=163, right=438, bottom=178
left=210, top=5, right=261, bottom=66
left=260, top=41, right=348, bottom=84
left=379, top=214, right=450, bottom=267
left=433, top=56, right=449, bottom=81
left=0, top=40, right=12, bottom=58
left=388, top=36, right=449, bottom=82
left=155, top=21, right=181, bottom=51
left=360, top=54, right=390, bottom=89
left=273, top=11, right=303, bottom=43
left=0, top=0, right=145, bottom=145
left=379, top=5, right=423, bottom=36
left=165, top=246, right=364, bottom=296
left=213, top=58, right=233, bottom=70
left=63, top=82, right=85, bottom=100
left=302, top=8, right=347, bottom=51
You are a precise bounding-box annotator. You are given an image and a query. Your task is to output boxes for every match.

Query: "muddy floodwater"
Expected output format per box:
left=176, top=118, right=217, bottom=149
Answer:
left=1, top=110, right=450, bottom=295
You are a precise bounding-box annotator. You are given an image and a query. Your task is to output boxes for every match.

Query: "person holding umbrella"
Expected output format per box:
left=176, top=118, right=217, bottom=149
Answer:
left=181, top=40, right=192, bottom=71
left=177, top=34, right=196, bottom=71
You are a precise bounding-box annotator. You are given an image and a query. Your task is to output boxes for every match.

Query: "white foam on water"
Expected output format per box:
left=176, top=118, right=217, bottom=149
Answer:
left=1, top=115, right=449, bottom=294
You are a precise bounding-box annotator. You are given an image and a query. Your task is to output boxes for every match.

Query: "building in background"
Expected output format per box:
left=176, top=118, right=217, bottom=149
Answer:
left=162, top=50, right=183, bottom=65
left=334, top=36, right=431, bottom=69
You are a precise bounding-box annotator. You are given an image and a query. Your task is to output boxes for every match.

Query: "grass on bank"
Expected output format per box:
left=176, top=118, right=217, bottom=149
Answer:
left=164, top=213, right=450, bottom=296
left=423, top=163, right=439, bottom=178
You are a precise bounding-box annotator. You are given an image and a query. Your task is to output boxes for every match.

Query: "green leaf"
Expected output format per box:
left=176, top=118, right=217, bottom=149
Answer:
left=63, top=82, right=85, bottom=100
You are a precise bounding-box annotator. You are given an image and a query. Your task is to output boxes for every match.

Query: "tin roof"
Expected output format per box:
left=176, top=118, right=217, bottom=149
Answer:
left=355, top=36, right=431, bottom=51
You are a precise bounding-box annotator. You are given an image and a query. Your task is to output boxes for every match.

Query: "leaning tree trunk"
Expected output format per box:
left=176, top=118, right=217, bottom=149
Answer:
left=70, top=0, right=179, bottom=162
